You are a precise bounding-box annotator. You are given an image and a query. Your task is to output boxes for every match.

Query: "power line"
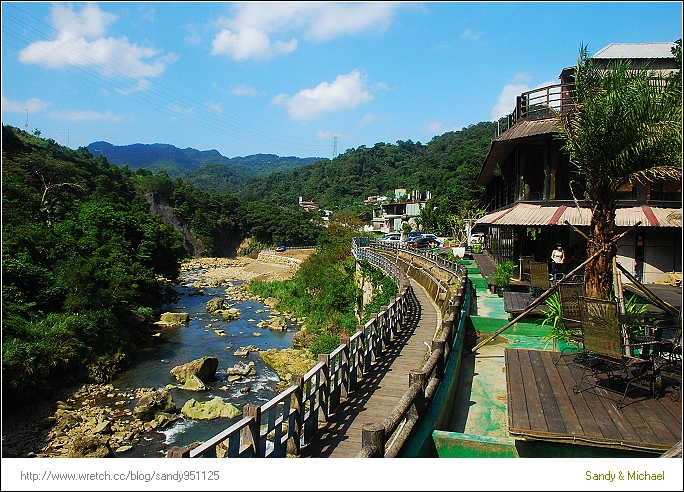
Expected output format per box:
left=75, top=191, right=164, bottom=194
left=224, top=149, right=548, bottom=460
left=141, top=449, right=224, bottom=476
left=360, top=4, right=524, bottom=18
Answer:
left=1, top=4, right=329, bottom=155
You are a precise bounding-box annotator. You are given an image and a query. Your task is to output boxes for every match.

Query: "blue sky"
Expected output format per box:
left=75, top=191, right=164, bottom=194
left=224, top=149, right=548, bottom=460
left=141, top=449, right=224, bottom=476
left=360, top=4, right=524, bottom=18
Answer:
left=2, top=2, right=682, bottom=160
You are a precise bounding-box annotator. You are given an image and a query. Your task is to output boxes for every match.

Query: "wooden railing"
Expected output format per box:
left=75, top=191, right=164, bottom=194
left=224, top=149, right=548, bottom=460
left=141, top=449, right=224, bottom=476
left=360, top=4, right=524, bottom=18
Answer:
left=169, top=238, right=467, bottom=458
left=355, top=240, right=469, bottom=457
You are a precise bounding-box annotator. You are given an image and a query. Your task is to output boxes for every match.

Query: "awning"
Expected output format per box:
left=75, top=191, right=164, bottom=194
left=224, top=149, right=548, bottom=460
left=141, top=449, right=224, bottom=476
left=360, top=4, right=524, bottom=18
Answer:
left=476, top=203, right=682, bottom=227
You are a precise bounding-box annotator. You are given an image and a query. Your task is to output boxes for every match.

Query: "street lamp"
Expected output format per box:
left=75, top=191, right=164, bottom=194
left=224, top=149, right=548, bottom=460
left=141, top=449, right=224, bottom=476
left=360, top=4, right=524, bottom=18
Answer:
left=60, top=128, right=69, bottom=147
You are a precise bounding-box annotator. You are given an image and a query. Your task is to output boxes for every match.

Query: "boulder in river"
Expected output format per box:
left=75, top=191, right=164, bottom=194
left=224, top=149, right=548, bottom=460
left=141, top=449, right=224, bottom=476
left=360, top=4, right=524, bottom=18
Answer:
left=159, top=312, right=190, bottom=325
left=133, top=389, right=177, bottom=421
left=268, top=316, right=287, bottom=331
left=206, top=297, right=228, bottom=313
left=183, top=374, right=207, bottom=391
left=225, top=361, right=256, bottom=377
left=181, top=397, right=242, bottom=420
left=170, top=356, right=219, bottom=384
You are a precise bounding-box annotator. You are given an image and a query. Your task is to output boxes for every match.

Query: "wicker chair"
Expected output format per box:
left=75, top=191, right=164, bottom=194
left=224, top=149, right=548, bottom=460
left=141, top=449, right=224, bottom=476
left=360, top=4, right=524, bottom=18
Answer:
left=519, top=255, right=534, bottom=282
left=552, top=283, right=585, bottom=364
left=573, top=296, right=660, bottom=409
left=529, top=262, right=550, bottom=298
left=654, top=316, right=682, bottom=401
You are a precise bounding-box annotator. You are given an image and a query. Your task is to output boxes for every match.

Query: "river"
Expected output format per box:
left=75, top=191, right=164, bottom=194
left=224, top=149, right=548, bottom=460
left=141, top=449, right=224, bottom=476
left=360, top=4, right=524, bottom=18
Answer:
left=111, top=267, right=298, bottom=457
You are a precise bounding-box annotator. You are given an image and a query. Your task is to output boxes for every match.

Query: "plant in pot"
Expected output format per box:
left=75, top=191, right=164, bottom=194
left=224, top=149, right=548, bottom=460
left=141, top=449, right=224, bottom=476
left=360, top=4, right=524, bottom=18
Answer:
left=446, top=204, right=485, bottom=259
left=491, top=260, right=516, bottom=296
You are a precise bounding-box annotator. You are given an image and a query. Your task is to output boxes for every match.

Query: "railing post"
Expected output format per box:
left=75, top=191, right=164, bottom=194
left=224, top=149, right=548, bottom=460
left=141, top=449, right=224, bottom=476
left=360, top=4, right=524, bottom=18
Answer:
left=431, top=339, right=446, bottom=380
left=340, top=338, right=350, bottom=399
left=371, top=315, right=380, bottom=360
left=408, top=369, right=427, bottom=419
left=318, top=354, right=329, bottom=422
left=167, top=445, right=190, bottom=458
left=288, top=375, right=304, bottom=456
left=242, top=404, right=261, bottom=457
left=361, top=423, right=386, bottom=458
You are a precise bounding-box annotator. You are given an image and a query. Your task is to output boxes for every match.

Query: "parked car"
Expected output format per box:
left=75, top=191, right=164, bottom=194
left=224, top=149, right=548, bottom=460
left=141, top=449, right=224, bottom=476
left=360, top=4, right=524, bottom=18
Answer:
left=404, top=236, right=434, bottom=249
left=379, top=233, right=402, bottom=242
left=420, top=234, right=441, bottom=247
left=275, top=245, right=286, bottom=252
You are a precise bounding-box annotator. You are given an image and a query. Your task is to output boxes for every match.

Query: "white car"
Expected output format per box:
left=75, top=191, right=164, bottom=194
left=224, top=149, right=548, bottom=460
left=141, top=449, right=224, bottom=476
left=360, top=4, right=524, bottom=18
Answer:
left=379, top=233, right=401, bottom=242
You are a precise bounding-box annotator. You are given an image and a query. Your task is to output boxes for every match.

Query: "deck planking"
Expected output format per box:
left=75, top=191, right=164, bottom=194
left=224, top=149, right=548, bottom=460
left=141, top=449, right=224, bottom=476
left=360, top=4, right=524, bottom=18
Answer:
left=503, top=291, right=547, bottom=315
left=300, top=278, right=441, bottom=457
left=505, top=348, right=682, bottom=452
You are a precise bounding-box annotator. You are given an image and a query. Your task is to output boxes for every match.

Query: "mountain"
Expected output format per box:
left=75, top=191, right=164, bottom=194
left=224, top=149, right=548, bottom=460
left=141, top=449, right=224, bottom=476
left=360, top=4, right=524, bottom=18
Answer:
left=86, top=141, right=326, bottom=182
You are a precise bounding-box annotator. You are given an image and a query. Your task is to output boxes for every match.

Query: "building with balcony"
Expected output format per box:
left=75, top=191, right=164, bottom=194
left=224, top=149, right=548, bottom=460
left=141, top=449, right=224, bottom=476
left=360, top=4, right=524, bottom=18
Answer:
left=474, top=42, right=681, bottom=283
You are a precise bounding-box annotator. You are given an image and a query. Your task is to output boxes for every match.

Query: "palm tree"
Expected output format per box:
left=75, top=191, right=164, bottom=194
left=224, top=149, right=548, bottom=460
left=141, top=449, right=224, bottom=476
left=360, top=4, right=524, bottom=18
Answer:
left=557, top=44, right=682, bottom=299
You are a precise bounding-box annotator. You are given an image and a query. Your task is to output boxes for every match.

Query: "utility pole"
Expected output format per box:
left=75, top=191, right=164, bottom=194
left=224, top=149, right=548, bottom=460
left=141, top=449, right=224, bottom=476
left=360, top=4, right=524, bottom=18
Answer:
left=332, top=135, right=339, bottom=159
left=19, top=108, right=28, bottom=132
left=61, top=128, right=70, bottom=147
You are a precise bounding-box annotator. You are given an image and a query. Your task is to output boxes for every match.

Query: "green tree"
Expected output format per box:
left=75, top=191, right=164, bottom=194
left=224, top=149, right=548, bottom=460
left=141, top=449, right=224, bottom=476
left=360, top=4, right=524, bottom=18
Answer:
left=557, top=44, right=682, bottom=298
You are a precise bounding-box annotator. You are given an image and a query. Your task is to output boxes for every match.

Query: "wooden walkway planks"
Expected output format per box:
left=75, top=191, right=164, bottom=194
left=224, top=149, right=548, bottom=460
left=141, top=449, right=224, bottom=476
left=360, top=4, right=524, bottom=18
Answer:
left=503, top=291, right=546, bottom=315
left=300, top=278, right=441, bottom=457
left=505, top=348, right=682, bottom=452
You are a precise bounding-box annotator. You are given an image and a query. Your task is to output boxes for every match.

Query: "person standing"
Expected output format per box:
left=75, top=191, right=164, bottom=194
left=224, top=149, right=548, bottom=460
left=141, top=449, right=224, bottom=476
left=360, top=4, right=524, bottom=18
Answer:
left=551, top=243, right=565, bottom=273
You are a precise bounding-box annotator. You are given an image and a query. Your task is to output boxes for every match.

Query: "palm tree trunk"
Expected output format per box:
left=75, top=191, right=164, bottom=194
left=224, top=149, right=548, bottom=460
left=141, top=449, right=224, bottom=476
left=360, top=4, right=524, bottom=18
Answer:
left=585, top=198, right=616, bottom=299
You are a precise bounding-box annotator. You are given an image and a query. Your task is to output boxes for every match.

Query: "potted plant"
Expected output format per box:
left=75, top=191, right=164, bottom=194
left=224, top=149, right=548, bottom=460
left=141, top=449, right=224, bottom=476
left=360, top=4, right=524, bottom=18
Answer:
left=491, top=260, right=516, bottom=296
left=446, top=204, right=485, bottom=259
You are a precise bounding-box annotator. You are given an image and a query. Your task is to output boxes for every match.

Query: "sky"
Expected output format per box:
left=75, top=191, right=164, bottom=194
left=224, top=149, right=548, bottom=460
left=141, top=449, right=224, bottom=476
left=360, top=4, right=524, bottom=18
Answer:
left=1, top=2, right=682, bottom=160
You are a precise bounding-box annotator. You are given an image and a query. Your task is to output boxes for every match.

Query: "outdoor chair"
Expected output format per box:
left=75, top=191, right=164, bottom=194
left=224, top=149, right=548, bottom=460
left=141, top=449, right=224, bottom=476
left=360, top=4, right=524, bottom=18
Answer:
left=519, top=255, right=534, bottom=282
left=573, top=296, right=660, bottom=409
left=654, top=316, right=682, bottom=401
left=552, top=282, right=585, bottom=364
left=529, top=262, right=550, bottom=298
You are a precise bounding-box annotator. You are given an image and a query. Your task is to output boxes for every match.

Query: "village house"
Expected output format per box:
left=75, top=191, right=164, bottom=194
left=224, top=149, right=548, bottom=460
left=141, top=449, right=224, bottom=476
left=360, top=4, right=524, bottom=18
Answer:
left=474, top=42, right=681, bottom=284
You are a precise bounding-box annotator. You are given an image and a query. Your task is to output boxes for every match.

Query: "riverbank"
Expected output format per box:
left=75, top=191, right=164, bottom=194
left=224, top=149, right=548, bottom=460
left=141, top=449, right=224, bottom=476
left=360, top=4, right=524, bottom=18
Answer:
left=2, top=251, right=314, bottom=458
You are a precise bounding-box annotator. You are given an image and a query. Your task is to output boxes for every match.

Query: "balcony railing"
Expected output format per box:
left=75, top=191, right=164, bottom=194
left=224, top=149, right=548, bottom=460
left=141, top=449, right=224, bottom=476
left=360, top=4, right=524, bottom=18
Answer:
left=497, top=83, right=574, bottom=135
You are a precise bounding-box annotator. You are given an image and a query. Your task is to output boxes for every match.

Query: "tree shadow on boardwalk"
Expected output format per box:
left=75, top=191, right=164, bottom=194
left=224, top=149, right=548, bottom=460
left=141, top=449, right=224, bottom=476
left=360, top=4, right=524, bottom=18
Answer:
left=300, top=285, right=423, bottom=458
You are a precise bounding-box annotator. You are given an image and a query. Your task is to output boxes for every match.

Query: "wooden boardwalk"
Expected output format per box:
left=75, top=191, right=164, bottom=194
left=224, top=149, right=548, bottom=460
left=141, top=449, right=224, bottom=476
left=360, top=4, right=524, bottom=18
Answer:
left=300, top=278, right=441, bottom=457
left=506, top=348, right=682, bottom=452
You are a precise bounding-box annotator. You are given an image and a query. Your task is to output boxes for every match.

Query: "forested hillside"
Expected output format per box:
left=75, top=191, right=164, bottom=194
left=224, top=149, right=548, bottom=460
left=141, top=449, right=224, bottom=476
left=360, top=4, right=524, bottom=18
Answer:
left=2, top=125, right=323, bottom=403
left=235, top=121, right=497, bottom=211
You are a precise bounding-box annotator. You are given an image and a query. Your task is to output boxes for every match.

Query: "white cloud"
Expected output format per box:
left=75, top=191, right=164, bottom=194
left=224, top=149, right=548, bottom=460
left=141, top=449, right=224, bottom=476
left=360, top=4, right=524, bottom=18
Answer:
left=210, top=2, right=408, bottom=61
left=356, top=113, right=391, bottom=127
left=461, top=28, right=485, bottom=40
left=48, top=109, right=127, bottom=123
left=18, top=3, right=176, bottom=85
left=1, top=95, right=51, bottom=113
left=271, top=70, right=374, bottom=121
left=211, top=27, right=297, bottom=61
left=205, top=101, right=224, bottom=114
left=231, top=84, right=259, bottom=97
left=167, top=103, right=193, bottom=121
left=423, top=121, right=445, bottom=134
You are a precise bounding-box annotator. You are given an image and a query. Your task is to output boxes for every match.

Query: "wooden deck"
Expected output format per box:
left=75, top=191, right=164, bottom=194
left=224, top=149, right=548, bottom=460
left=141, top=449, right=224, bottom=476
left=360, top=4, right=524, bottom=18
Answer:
left=505, top=348, right=682, bottom=453
left=503, top=291, right=547, bottom=315
left=300, top=279, right=441, bottom=457
left=624, top=283, right=682, bottom=311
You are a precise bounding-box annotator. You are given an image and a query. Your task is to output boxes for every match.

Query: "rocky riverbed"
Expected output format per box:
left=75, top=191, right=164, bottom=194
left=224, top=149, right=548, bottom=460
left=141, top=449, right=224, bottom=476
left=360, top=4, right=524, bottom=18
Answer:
left=2, top=252, right=316, bottom=458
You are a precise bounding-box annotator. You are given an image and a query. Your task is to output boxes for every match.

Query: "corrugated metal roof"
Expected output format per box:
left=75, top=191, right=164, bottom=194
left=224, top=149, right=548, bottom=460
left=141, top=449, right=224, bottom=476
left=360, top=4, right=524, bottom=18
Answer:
left=593, top=43, right=675, bottom=60
left=494, top=203, right=558, bottom=226
left=476, top=204, right=682, bottom=227
left=494, top=119, right=559, bottom=142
